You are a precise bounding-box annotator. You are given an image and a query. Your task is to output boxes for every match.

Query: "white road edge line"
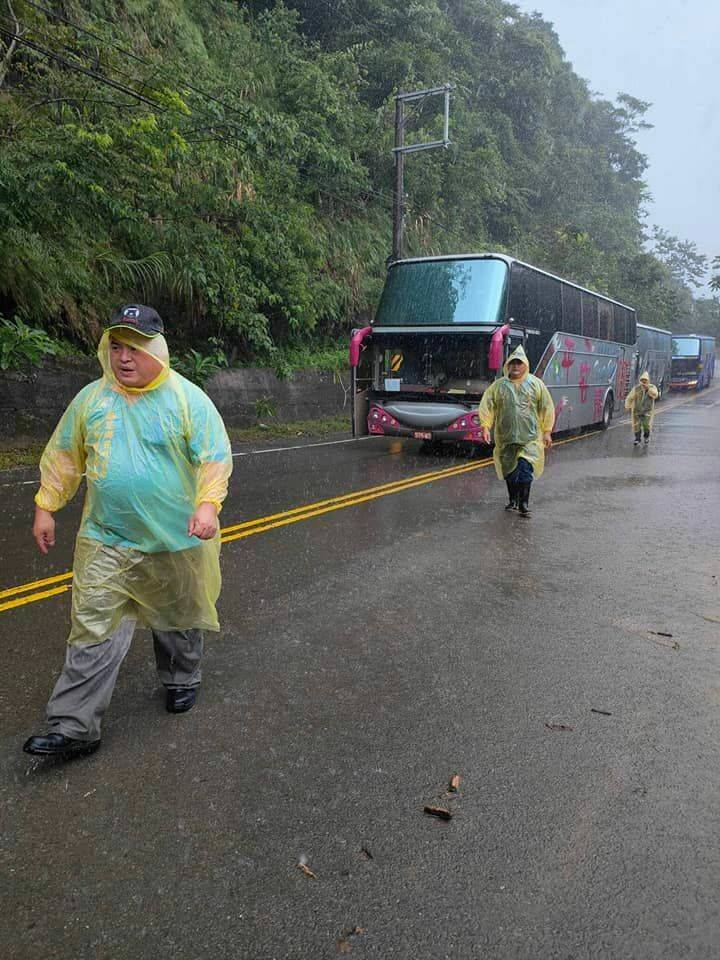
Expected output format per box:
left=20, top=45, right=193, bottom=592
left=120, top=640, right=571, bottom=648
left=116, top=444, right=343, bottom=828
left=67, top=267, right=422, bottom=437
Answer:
left=0, top=478, right=39, bottom=487
left=0, top=434, right=383, bottom=486
left=232, top=435, right=382, bottom=457
left=0, top=389, right=713, bottom=486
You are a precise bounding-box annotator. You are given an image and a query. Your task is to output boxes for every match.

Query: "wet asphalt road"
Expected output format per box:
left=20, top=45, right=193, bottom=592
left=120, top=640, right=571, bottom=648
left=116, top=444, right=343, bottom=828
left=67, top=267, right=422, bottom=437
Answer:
left=1, top=389, right=719, bottom=960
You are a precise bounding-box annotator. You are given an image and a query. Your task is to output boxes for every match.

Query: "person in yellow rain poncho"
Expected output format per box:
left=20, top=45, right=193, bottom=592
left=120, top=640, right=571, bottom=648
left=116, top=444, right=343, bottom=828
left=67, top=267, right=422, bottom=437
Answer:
left=478, top=344, right=555, bottom=518
left=23, top=304, right=233, bottom=760
left=624, top=372, right=659, bottom=446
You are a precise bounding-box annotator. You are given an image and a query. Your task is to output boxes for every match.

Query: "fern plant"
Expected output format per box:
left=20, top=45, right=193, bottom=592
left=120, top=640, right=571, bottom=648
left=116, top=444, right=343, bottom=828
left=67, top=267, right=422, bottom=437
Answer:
left=0, top=317, right=59, bottom=370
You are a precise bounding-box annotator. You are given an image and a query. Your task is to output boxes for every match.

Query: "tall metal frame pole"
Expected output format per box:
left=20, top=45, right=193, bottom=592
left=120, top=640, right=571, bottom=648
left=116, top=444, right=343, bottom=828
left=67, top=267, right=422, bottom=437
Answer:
left=392, top=95, right=405, bottom=263
left=391, top=84, right=452, bottom=263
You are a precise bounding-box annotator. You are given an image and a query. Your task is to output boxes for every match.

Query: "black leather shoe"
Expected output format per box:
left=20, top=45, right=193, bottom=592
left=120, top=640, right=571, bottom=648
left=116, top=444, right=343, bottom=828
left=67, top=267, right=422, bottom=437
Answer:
left=23, top=733, right=100, bottom=758
left=166, top=688, right=197, bottom=713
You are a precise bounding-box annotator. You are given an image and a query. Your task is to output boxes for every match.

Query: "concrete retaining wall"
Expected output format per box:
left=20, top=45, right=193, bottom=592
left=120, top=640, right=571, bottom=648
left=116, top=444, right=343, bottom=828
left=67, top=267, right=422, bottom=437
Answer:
left=0, top=358, right=98, bottom=439
left=206, top=367, right=348, bottom=428
left=0, top=360, right=350, bottom=440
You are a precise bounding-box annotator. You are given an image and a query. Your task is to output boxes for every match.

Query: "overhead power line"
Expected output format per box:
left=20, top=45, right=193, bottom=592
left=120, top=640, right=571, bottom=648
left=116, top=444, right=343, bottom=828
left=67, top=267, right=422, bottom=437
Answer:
left=21, top=0, right=254, bottom=124
left=0, top=16, right=254, bottom=153
left=0, top=26, right=164, bottom=108
left=3, top=9, right=468, bottom=250
left=1, top=10, right=258, bottom=152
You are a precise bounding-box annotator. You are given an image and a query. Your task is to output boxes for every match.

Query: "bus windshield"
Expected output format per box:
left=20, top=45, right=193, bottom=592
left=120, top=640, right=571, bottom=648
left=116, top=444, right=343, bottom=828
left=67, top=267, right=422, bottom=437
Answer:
left=672, top=337, right=700, bottom=357
left=375, top=258, right=508, bottom=326
left=375, top=334, right=492, bottom=398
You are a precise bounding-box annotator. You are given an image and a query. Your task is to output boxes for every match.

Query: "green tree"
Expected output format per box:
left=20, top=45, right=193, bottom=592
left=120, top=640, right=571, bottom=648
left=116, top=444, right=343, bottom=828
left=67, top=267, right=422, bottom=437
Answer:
left=0, top=0, right=710, bottom=358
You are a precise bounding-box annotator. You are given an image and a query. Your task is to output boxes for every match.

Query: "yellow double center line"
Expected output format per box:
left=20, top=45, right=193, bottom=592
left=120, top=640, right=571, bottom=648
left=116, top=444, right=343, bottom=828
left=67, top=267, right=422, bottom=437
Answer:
left=0, top=456, right=494, bottom=614
left=1, top=383, right=716, bottom=615
left=0, top=572, right=75, bottom=612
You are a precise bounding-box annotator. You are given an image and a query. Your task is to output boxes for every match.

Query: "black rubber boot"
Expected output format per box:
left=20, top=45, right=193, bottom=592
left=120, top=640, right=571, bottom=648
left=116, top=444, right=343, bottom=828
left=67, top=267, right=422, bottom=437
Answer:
left=634, top=432, right=641, bottom=446
left=504, top=479, right=518, bottom=510
left=518, top=483, right=532, bottom=518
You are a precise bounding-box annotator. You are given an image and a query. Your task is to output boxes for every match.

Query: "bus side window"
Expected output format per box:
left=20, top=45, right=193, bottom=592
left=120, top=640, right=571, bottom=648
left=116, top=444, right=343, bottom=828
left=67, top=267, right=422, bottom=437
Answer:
left=508, top=263, right=536, bottom=327
left=561, top=285, right=582, bottom=335
left=612, top=305, right=627, bottom=344
left=598, top=300, right=613, bottom=341
left=581, top=292, right=598, bottom=338
left=537, top=274, right=562, bottom=337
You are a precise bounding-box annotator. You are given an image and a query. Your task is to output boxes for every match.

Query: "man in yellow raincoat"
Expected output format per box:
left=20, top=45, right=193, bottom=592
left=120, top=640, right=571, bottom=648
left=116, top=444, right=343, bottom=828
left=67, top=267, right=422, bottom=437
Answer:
left=624, top=371, right=659, bottom=446
left=23, top=304, right=233, bottom=759
left=478, top=344, right=555, bottom=518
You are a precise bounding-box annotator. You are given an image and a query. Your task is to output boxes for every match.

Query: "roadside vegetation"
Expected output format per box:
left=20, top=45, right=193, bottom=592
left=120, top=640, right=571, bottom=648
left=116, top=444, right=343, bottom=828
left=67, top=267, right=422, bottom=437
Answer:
left=0, top=414, right=350, bottom=471
left=1, top=0, right=719, bottom=375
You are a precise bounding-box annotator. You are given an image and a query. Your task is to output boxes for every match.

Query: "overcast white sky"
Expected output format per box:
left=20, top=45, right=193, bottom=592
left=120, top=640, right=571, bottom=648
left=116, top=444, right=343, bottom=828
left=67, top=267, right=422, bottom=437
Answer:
left=518, top=0, right=719, bottom=279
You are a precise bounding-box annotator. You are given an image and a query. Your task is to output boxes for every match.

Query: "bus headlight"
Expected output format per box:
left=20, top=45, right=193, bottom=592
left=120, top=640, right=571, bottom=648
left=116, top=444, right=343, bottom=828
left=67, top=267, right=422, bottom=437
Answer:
left=449, top=413, right=481, bottom=437
left=368, top=405, right=399, bottom=433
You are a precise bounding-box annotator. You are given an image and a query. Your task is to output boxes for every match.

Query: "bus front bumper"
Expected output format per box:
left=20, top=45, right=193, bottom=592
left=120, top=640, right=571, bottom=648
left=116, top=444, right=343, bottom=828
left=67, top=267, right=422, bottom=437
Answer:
left=368, top=422, right=486, bottom=444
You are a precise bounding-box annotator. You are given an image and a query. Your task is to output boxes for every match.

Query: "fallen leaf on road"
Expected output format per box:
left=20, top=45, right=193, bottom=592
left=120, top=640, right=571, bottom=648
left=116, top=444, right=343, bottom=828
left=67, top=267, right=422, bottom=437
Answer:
left=448, top=773, right=461, bottom=793
left=337, top=926, right=365, bottom=953
left=545, top=722, right=573, bottom=732
left=645, top=633, right=680, bottom=650
left=359, top=846, right=373, bottom=860
left=297, top=854, right=317, bottom=879
left=424, top=805, right=453, bottom=820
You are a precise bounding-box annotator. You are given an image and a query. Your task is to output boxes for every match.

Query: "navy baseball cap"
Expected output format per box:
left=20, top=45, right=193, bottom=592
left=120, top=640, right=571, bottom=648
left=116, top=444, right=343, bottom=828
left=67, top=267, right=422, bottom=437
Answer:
left=107, top=304, right=163, bottom=337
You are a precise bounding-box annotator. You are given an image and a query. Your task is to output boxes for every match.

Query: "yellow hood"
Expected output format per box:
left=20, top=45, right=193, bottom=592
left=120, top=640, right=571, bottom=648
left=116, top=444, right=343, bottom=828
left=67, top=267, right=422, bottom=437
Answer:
left=639, top=371, right=650, bottom=382
left=98, top=328, right=170, bottom=394
left=503, top=344, right=530, bottom=379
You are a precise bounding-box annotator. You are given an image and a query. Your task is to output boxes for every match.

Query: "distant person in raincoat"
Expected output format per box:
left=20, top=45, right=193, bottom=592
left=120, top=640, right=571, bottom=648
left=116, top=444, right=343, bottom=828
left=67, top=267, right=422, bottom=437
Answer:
left=23, top=304, right=233, bottom=760
left=478, top=345, right=555, bottom=518
left=625, top=372, right=658, bottom=446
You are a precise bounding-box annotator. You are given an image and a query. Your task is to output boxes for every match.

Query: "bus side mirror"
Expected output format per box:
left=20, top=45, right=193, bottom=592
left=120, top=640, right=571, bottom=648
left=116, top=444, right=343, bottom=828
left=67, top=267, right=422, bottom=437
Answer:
left=488, top=322, right=511, bottom=372
left=349, top=326, right=372, bottom=368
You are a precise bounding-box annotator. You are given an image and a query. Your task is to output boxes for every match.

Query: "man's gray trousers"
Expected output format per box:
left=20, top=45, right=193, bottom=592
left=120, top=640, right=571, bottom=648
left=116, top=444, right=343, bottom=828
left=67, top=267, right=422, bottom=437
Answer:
left=45, top=618, right=204, bottom=741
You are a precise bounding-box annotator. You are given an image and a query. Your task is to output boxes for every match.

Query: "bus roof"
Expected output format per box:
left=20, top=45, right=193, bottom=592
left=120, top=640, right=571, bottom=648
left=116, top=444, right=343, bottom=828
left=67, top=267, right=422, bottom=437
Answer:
left=671, top=333, right=716, bottom=342
left=369, top=323, right=532, bottom=337
left=391, top=253, right=637, bottom=314
left=637, top=322, right=672, bottom=335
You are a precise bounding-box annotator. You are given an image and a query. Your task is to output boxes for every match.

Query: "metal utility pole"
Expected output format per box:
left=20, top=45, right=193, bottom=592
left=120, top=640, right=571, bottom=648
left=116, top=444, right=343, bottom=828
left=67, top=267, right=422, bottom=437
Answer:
left=392, top=95, right=405, bottom=266
left=392, top=83, right=452, bottom=262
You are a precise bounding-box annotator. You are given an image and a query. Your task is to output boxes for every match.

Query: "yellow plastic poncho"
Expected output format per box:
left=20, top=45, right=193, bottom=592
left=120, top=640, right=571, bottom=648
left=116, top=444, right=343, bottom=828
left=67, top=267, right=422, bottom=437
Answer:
left=478, top=344, right=555, bottom=480
left=624, top=374, right=659, bottom=433
left=35, top=328, right=233, bottom=644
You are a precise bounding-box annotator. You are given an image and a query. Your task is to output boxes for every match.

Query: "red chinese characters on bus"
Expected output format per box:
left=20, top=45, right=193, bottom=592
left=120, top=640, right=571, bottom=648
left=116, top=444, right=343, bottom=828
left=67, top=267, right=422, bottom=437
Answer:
left=579, top=362, right=591, bottom=403
left=615, top=357, right=631, bottom=402
left=593, top=388, right=605, bottom=421
left=561, top=337, right=576, bottom=369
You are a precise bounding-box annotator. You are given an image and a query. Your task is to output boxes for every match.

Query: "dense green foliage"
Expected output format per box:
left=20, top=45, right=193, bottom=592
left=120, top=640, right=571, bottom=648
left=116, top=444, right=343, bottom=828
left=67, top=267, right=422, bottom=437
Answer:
left=0, top=314, right=59, bottom=367
left=0, top=0, right=717, bottom=360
